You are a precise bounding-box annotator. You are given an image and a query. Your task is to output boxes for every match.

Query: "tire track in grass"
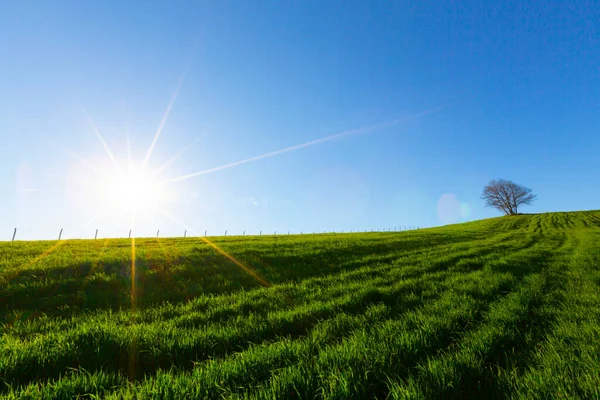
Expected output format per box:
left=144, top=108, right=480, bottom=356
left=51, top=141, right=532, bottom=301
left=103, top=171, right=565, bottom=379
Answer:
left=0, top=234, right=538, bottom=393
left=1, top=267, right=489, bottom=399
left=241, top=239, right=561, bottom=400
left=388, top=232, right=575, bottom=399
left=0, top=228, right=548, bottom=394
left=93, top=270, right=516, bottom=399
left=332, top=232, right=495, bottom=272
left=0, top=243, right=507, bottom=357
left=1, top=233, right=496, bottom=333
left=297, top=232, right=536, bottom=297
left=210, top=272, right=519, bottom=399
left=2, top=369, right=128, bottom=400
left=0, top=250, right=500, bottom=392
left=530, top=215, right=543, bottom=234
left=168, top=238, right=549, bottom=399
left=0, top=228, right=520, bottom=330
left=4, top=214, right=592, bottom=398
left=161, top=232, right=525, bottom=335
left=395, top=274, right=557, bottom=399
left=0, top=232, right=497, bottom=321
left=507, top=232, right=600, bottom=399
left=0, top=231, right=519, bottom=339
left=586, top=212, right=600, bottom=228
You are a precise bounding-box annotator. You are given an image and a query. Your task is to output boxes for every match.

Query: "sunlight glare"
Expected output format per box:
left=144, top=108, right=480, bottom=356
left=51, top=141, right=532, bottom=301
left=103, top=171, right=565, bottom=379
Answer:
left=96, top=164, right=165, bottom=218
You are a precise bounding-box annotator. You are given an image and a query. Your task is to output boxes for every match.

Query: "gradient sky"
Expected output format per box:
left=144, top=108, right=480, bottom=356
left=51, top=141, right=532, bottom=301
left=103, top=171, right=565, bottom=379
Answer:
left=1, top=1, right=598, bottom=240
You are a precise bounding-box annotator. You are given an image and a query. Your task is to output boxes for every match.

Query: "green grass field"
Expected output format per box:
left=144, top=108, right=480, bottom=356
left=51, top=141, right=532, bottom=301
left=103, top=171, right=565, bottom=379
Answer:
left=1, top=211, right=600, bottom=399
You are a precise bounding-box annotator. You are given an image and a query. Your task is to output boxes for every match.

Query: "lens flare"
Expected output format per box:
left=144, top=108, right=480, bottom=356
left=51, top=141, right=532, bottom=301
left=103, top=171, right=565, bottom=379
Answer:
left=437, top=193, right=461, bottom=225
left=460, top=203, right=472, bottom=219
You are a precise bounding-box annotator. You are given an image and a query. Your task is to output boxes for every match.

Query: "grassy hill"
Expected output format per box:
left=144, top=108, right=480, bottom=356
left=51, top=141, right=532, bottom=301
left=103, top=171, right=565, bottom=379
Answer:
left=1, top=211, right=600, bottom=399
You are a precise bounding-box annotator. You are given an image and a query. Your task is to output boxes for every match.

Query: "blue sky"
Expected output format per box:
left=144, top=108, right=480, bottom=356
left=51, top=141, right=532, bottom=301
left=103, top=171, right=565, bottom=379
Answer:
left=1, top=1, right=598, bottom=240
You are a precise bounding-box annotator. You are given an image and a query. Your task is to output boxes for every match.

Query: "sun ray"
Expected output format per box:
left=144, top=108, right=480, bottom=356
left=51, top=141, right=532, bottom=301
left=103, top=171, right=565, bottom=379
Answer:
left=131, top=234, right=136, bottom=307
left=150, top=136, right=203, bottom=178
left=0, top=241, right=66, bottom=283
left=128, top=219, right=138, bottom=381
left=141, top=36, right=201, bottom=171
left=126, top=131, right=133, bottom=170
left=63, top=176, right=105, bottom=189
left=80, top=106, right=120, bottom=169
left=154, top=206, right=271, bottom=287
left=153, top=236, right=177, bottom=272
left=157, top=105, right=445, bottom=186
left=130, top=212, right=137, bottom=311
left=141, top=87, right=180, bottom=170
left=82, top=214, right=103, bottom=228
left=141, top=69, right=193, bottom=171
left=53, top=141, right=108, bottom=178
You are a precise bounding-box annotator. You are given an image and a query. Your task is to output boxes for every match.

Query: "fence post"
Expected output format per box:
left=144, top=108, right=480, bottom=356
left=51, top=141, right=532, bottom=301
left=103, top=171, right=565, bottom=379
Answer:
left=12, top=228, right=16, bottom=242
left=58, top=228, right=63, bottom=241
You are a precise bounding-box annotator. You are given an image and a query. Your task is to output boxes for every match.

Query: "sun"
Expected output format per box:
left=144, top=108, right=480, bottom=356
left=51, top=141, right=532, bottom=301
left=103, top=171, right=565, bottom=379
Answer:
left=68, top=154, right=171, bottom=225
left=98, top=164, right=163, bottom=217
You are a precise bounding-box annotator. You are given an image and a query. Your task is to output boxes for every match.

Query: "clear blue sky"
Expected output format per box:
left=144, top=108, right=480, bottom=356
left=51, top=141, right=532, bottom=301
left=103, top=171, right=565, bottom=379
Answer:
left=1, top=1, right=598, bottom=240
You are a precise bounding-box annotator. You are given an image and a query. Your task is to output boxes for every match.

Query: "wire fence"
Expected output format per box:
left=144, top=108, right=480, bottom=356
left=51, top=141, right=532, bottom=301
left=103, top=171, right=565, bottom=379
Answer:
left=5, top=225, right=426, bottom=242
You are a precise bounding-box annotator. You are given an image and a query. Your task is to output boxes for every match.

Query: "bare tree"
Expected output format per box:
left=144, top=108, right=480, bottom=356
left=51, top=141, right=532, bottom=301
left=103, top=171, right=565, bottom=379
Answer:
left=482, top=179, right=537, bottom=215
